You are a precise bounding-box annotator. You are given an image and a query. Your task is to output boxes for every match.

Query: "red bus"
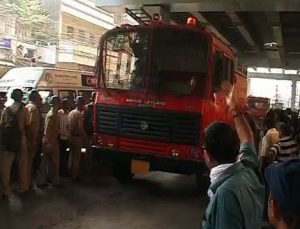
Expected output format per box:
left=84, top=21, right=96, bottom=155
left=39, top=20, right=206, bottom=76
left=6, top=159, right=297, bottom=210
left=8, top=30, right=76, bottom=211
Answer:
left=92, top=20, right=247, bottom=188
left=248, top=96, right=270, bottom=120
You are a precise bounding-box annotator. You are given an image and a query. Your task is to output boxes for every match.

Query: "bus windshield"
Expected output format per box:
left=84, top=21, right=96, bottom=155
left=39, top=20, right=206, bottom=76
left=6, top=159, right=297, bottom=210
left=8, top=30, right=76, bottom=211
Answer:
left=102, top=30, right=149, bottom=91
left=101, top=28, right=208, bottom=96
left=150, top=29, right=208, bottom=96
left=248, top=100, right=270, bottom=110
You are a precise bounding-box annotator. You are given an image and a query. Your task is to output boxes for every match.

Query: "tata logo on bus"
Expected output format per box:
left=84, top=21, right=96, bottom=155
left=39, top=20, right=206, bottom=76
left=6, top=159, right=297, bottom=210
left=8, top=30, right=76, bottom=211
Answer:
left=82, top=75, right=97, bottom=87
left=140, top=121, right=149, bottom=130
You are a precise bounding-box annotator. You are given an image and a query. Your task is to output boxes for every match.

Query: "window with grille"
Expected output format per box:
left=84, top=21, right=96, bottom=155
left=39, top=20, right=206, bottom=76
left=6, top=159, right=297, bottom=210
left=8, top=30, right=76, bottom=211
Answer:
left=90, top=34, right=95, bottom=46
left=79, top=30, right=85, bottom=43
left=66, top=26, right=74, bottom=39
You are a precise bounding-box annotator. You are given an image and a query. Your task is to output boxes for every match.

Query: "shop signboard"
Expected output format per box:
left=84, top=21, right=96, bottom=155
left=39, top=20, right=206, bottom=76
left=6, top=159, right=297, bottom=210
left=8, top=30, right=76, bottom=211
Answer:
left=0, top=38, right=11, bottom=49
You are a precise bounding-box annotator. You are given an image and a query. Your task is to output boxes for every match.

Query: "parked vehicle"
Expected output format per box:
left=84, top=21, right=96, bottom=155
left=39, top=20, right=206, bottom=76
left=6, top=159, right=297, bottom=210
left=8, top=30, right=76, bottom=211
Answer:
left=0, top=67, right=97, bottom=114
left=248, top=96, right=270, bottom=120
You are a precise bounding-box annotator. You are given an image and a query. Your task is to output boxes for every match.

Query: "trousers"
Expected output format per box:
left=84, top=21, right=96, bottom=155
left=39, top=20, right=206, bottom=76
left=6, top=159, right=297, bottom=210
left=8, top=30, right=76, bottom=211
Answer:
left=37, top=140, right=60, bottom=185
left=2, top=141, right=28, bottom=196
left=69, top=136, right=83, bottom=180
left=27, top=140, right=39, bottom=187
left=59, top=139, right=69, bottom=176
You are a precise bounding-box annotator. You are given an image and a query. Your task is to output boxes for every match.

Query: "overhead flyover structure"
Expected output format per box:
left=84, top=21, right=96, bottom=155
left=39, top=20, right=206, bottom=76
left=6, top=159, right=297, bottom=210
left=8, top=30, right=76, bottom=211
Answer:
left=96, top=0, right=300, bottom=69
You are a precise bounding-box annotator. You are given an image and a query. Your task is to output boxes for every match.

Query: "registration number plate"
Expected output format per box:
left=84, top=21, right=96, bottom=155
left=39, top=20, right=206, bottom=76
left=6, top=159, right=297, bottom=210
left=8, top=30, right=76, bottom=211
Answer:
left=131, top=160, right=150, bottom=175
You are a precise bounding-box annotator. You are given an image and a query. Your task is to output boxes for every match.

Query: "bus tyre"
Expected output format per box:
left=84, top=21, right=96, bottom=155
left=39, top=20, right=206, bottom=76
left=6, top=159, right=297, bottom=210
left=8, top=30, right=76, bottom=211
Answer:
left=113, top=159, right=133, bottom=183
left=196, top=171, right=210, bottom=195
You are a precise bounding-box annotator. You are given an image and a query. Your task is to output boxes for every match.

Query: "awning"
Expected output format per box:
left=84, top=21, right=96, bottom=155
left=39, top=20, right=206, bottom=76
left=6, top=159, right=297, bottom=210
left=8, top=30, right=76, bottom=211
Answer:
left=0, top=61, right=14, bottom=67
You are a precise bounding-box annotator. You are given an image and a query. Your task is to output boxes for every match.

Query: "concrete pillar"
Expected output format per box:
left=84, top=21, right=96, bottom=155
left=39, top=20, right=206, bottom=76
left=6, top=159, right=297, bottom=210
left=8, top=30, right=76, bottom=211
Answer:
left=291, top=80, right=297, bottom=110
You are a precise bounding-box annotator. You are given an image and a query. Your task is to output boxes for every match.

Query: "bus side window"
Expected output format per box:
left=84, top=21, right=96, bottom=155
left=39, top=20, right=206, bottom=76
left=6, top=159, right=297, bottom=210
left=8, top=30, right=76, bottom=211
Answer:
left=223, top=56, right=234, bottom=84
left=213, top=51, right=223, bottom=93
left=58, top=90, right=76, bottom=108
left=58, top=90, right=76, bottom=101
left=38, top=90, right=53, bottom=121
left=78, top=90, right=93, bottom=104
left=213, top=52, right=234, bottom=93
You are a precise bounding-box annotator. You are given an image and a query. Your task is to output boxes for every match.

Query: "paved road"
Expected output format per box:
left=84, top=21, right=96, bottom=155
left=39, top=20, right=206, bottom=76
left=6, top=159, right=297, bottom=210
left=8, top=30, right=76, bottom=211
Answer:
left=0, top=165, right=208, bottom=229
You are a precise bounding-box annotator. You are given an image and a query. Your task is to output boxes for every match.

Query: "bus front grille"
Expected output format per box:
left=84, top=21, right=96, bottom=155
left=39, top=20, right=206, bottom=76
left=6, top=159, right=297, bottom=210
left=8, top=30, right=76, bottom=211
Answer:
left=96, top=105, right=200, bottom=145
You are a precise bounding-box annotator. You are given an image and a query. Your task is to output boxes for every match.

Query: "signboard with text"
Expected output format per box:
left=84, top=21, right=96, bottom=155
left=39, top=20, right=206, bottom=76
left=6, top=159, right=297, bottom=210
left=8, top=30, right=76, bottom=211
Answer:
left=0, top=38, right=11, bottom=49
left=81, top=74, right=98, bottom=88
left=42, top=71, right=82, bottom=87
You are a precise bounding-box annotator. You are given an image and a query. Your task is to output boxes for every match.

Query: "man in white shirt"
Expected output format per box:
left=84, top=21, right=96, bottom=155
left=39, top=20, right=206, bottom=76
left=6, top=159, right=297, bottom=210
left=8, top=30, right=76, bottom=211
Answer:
left=259, top=116, right=279, bottom=221
left=260, top=117, right=279, bottom=172
left=58, top=99, right=70, bottom=177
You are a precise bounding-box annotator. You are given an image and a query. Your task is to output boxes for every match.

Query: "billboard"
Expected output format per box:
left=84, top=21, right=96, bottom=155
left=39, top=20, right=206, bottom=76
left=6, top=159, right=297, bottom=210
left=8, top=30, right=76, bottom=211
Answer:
left=36, top=45, right=56, bottom=65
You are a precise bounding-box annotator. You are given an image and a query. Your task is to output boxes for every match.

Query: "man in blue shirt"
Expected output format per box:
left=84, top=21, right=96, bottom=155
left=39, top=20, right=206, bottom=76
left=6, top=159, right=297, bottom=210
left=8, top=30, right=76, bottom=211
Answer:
left=202, top=82, right=265, bottom=229
left=265, top=159, right=300, bottom=229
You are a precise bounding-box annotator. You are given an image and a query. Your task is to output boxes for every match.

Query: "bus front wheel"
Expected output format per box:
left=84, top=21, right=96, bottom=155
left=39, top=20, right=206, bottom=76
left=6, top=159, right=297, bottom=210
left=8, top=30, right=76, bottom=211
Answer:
left=113, top=159, right=133, bottom=183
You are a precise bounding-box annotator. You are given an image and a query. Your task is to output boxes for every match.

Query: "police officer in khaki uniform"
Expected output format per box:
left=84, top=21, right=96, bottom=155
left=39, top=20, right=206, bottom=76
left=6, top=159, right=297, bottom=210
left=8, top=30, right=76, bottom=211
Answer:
left=0, top=92, right=7, bottom=119
left=58, top=99, right=71, bottom=176
left=0, top=92, right=7, bottom=190
left=25, top=90, right=42, bottom=188
left=37, top=96, right=61, bottom=187
left=1, top=89, right=28, bottom=199
left=68, top=96, right=88, bottom=181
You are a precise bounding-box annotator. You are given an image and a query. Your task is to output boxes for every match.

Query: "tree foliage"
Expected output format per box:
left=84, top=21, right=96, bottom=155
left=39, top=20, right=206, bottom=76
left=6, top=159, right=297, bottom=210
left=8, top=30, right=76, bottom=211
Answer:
left=10, top=0, right=51, bottom=27
left=2, top=0, right=55, bottom=41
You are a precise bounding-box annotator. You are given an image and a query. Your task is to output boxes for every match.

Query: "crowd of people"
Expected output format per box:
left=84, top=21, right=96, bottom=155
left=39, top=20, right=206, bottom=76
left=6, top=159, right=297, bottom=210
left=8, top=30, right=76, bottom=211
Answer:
left=202, top=82, right=300, bottom=229
left=0, top=89, right=94, bottom=200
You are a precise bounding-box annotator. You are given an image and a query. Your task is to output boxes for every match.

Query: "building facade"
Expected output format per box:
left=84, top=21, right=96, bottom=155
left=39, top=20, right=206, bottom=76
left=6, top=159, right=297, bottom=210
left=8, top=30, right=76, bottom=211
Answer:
left=0, top=13, right=16, bottom=76
left=0, top=0, right=116, bottom=76
left=44, top=0, right=115, bottom=72
left=0, top=0, right=135, bottom=76
left=0, top=6, right=57, bottom=76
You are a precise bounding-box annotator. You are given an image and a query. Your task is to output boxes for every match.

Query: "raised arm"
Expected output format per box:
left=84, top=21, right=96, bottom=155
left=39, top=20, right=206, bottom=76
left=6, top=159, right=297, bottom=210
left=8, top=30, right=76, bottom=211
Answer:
left=222, top=81, right=254, bottom=145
